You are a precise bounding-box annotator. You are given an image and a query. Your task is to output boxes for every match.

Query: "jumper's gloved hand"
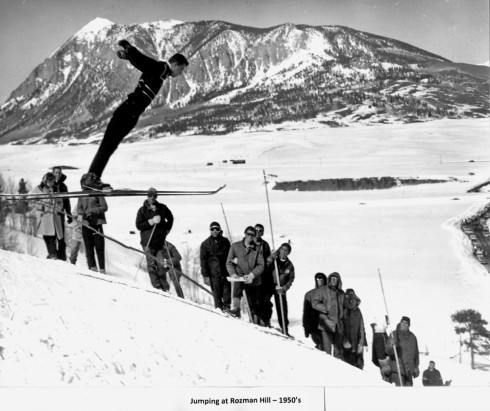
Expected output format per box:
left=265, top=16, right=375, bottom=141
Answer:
left=116, top=39, right=133, bottom=59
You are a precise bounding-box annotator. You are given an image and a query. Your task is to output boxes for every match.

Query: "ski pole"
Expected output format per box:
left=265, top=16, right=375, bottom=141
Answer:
left=263, top=169, right=287, bottom=335
left=133, top=224, right=156, bottom=282
left=220, top=203, right=233, bottom=243
left=378, top=268, right=403, bottom=386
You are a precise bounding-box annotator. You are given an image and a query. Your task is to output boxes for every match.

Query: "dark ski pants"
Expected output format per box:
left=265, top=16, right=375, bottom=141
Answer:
left=209, top=276, right=231, bottom=310
left=56, top=213, right=67, bottom=261
left=82, top=225, right=105, bottom=271
left=344, top=350, right=364, bottom=370
left=145, top=248, right=170, bottom=291
left=43, top=235, right=58, bottom=259
left=274, top=292, right=289, bottom=333
left=257, top=285, right=274, bottom=324
left=321, top=329, right=343, bottom=359
left=390, top=372, right=413, bottom=387
left=233, top=282, right=261, bottom=318
left=88, top=100, right=146, bottom=178
left=310, top=330, right=324, bottom=351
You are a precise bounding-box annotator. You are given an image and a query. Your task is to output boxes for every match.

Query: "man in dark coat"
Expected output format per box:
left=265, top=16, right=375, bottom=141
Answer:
left=226, top=226, right=265, bottom=319
left=267, top=243, right=295, bottom=335
left=312, top=272, right=345, bottom=358
left=200, top=221, right=231, bottom=310
left=385, top=316, right=420, bottom=386
left=254, top=223, right=273, bottom=327
left=52, top=166, right=72, bottom=260
left=303, top=273, right=327, bottom=350
left=342, top=289, right=367, bottom=369
left=135, top=187, right=174, bottom=291
left=422, top=361, right=444, bottom=386
left=86, top=40, right=188, bottom=184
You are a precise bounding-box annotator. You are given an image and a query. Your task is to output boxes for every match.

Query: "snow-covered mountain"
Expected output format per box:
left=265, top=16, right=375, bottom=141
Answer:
left=0, top=17, right=489, bottom=144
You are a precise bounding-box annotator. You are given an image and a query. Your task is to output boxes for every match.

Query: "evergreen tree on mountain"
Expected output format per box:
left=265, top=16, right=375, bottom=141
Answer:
left=451, top=309, right=490, bottom=370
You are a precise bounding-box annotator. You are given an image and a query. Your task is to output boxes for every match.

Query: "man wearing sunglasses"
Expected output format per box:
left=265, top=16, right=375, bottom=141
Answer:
left=135, top=187, right=174, bottom=291
left=226, top=226, right=265, bottom=319
left=200, top=222, right=231, bottom=310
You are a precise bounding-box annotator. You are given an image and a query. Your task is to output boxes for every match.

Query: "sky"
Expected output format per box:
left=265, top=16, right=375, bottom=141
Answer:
left=0, top=0, right=488, bottom=103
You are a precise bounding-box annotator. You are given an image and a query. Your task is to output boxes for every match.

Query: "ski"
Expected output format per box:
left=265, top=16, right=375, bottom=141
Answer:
left=0, top=185, right=226, bottom=200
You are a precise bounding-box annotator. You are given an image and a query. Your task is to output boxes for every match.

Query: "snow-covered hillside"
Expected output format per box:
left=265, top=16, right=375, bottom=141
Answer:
left=1, top=118, right=490, bottom=409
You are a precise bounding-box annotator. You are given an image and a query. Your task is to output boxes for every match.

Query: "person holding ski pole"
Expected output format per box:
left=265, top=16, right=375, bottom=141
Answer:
left=254, top=223, right=273, bottom=327
left=84, top=39, right=189, bottom=189
left=267, top=243, right=295, bottom=336
left=135, top=187, right=174, bottom=291
left=385, top=316, right=420, bottom=386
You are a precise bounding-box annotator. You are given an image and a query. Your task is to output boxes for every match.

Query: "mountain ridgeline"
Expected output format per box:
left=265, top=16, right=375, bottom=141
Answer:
left=0, top=17, right=488, bottom=144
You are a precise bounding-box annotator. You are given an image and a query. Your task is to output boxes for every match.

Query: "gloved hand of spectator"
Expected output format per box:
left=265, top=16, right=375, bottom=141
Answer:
left=152, top=215, right=161, bottom=224
left=244, top=273, right=254, bottom=284
left=275, top=286, right=285, bottom=294
left=203, top=277, right=210, bottom=286
left=357, top=345, right=364, bottom=354
left=148, top=218, right=155, bottom=226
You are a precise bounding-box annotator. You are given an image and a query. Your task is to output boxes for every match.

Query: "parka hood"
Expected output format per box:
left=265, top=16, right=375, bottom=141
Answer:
left=327, top=271, right=342, bottom=290
left=314, top=272, right=327, bottom=288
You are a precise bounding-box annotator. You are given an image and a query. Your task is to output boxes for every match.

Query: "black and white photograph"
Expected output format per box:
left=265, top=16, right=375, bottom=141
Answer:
left=0, top=0, right=489, bottom=410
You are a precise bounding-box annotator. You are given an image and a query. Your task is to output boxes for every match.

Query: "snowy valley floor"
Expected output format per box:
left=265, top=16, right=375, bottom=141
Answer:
left=1, top=118, right=490, bottom=409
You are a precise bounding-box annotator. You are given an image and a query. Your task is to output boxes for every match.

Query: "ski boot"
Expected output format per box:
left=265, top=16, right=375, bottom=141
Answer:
left=80, top=173, right=113, bottom=192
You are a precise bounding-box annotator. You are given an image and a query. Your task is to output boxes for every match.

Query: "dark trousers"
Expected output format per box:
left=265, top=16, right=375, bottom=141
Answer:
left=88, top=100, right=145, bottom=177
left=344, top=350, right=364, bottom=369
left=56, top=214, right=67, bottom=261
left=145, top=248, right=170, bottom=291
left=274, top=292, right=289, bottom=333
left=321, top=329, right=343, bottom=359
left=310, top=330, right=324, bottom=350
left=390, top=372, right=413, bottom=387
left=258, top=285, right=274, bottom=324
left=233, top=282, right=261, bottom=318
left=82, top=225, right=105, bottom=270
left=209, top=276, right=231, bottom=310
left=43, top=236, right=58, bottom=259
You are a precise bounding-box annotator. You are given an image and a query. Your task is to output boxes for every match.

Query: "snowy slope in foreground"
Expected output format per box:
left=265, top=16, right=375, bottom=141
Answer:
left=0, top=250, right=385, bottom=387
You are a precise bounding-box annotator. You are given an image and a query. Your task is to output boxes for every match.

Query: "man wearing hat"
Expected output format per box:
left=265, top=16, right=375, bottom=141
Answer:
left=200, top=222, right=231, bottom=310
left=135, top=187, right=174, bottom=290
left=385, top=316, right=420, bottom=386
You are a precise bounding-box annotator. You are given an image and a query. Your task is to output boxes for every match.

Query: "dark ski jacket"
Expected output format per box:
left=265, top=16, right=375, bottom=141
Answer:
left=226, top=239, right=265, bottom=286
left=372, top=330, right=389, bottom=367
left=312, top=272, right=345, bottom=334
left=303, top=273, right=327, bottom=335
left=255, top=238, right=273, bottom=289
left=422, top=368, right=443, bottom=386
left=343, top=291, right=367, bottom=351
left=76, top=191, right=108, bottom=226
left=53, top=173, right=72, bottom=220
left=266, top=255, right=295, bottom=291
left=123, top=45, right=172, bottom=110
left=385, top=323, right=420, bottom=377
left=135, top=199, right=173, bottom=250
left=200, top=234, right=231, bottom=279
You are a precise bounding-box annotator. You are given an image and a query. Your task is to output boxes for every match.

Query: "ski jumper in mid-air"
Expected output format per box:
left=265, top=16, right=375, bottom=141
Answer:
left=83, top=39, right=189, bottom=189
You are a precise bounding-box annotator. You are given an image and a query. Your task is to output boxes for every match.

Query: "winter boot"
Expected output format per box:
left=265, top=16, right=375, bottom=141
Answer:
left=80, top=173, right=113, bottom=191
